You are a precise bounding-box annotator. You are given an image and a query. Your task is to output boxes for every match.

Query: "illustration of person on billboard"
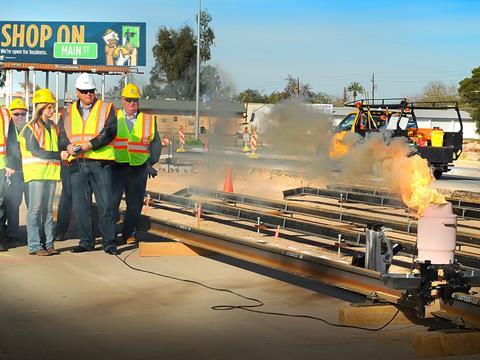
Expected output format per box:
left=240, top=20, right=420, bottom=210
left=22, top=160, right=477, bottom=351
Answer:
left=103, top=27, right=139, bottom=66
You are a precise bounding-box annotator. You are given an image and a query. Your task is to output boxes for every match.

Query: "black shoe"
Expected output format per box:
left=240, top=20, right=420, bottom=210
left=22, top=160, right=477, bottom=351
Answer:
left=105, top=248, right=120, bottom=255
left=71, top=245, right=91, bottom=253
left=0, top=242, right=8, bottom=252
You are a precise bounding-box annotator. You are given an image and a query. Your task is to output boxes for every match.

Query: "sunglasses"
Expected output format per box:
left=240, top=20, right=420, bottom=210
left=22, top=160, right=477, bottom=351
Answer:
left=78, top=89, right=95, bottom=94
left=124, top=98, right=139, bottom=104
left=12, top=112, right=27, bottom=117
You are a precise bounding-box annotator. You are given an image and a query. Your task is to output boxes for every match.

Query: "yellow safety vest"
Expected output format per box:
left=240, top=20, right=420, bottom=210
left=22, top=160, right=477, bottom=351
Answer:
left=113, top=110, right=154, bottom=166
left=18, top=121, right=61, bottom=182
left=0, top=108, right=10, bottom=169
left=63, top=100, right=115, bottom=160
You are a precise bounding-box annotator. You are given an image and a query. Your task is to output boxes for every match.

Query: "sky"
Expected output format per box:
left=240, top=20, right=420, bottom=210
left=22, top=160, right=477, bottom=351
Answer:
left=2, top=0, right=480, bottom=99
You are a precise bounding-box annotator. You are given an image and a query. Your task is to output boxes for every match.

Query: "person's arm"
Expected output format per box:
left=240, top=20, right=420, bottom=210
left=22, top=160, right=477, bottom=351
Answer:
left=23, top=125, right=61, bottom=160
left=148, top=121, right=161, bottom=166
left=6, top=119, right=22, bottom=170
left=57, top=109, right=72, bottom=151
left=89, top=104, right=117, bottom=150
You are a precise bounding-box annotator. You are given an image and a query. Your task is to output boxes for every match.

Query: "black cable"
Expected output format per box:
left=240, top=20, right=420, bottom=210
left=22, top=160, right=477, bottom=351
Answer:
left=115, top=249, right=402, bottom=332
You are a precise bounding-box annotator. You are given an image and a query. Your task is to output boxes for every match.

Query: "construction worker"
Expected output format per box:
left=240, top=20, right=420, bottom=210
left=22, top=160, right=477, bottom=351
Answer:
left=18, top=89, right=67, bottom=256
left=58, top=73, right=119, bottom=255
left=0, top=105, right=11, bottom=251
left=4, top=98, right=29, bottom=244
left=112, top=83, right=161, bottom=244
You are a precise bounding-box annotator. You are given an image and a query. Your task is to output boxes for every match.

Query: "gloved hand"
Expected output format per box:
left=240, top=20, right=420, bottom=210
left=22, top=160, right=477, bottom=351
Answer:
left=147, top=164, right=158, bottom=179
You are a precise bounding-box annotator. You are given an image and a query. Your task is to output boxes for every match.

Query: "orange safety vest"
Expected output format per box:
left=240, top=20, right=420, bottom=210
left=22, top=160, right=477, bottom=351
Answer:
left=63, top=100, right=115, bottom=160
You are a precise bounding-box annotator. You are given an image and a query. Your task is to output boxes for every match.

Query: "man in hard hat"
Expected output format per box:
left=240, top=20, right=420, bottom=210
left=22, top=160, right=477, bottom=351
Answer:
left=112, top=83, right=161, bottom=244
left=58, top=72, right=119, bottom=255
left=0, top=104, right=12, bottom=251
left=4, top=98, right=29, bottom=244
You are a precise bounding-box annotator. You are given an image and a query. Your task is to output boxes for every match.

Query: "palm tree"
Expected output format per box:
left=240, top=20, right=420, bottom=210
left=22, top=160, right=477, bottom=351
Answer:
left=347, top=82, right=365, bottom=101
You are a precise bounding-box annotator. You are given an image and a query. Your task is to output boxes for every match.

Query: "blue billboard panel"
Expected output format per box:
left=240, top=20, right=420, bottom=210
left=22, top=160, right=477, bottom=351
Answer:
left=0, top=21, right=146, bottom=67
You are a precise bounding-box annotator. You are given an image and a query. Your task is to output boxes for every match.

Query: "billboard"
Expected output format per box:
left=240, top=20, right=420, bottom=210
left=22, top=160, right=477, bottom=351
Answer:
left=0, top=21, right=146, bottom=67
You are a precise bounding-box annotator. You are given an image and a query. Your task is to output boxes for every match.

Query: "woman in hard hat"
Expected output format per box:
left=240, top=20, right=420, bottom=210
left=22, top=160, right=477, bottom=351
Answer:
left=18, top=89, right=68, bottom=256
left=4, top=98, right=29, bottom=244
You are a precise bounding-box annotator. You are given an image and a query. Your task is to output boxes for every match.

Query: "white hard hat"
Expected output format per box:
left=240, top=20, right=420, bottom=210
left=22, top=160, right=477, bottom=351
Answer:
left=75, top=73, right=96, bottom=90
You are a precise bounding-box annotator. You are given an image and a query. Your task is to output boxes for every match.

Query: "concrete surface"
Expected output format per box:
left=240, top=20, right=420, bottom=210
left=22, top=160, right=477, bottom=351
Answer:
left=1, top=229, right=478, bottom=360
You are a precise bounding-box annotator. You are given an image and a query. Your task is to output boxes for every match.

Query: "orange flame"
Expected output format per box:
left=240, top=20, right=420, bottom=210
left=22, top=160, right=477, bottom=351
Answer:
left=397, top=155, right=446, bottom=215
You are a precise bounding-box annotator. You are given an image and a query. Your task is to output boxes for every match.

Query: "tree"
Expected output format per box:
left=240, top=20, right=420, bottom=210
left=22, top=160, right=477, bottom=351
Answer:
left=459, top=67, right=480, bottom=134
left=347, top=81, right=365, bottom=101
left=414, top=81, right=459, bottom=102
left=238, top=89, right=268, bottom=103
left=147, top=10, right=215, bottom=100
left=283, top=75, right=314, bottom=98
left=19, top=81, right=40, bottom=93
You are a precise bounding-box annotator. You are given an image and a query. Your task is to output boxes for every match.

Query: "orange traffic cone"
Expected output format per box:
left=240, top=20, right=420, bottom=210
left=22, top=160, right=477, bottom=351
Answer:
left=223, top=168, right=234, bottom=193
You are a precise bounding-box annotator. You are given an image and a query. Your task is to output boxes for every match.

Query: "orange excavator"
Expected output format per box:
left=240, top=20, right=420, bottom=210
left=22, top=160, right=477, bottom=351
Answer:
left=329, top=98, right=463, bottom=179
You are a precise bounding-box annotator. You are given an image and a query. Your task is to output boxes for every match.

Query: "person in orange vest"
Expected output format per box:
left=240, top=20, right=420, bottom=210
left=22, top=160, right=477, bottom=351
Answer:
left=18, top=89, right=68, bottom=256
left=112, top=83, right=161, bottom=244
left=58, top=73, right=119, bottom=255
left=0, top=105, right=11, bottom=251
left=4, top=98, right=30, bottom=244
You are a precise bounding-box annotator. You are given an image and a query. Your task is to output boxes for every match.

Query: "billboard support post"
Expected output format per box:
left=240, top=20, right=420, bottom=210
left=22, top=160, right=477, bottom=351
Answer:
left=24, top=70, right=30, bottom=122
left=55, top=72, right=60, bottom=122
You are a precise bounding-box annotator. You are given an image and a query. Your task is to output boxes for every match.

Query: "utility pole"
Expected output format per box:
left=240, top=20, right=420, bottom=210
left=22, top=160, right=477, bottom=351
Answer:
left=297, top=77, right=300, bottom=96
left=195, top=0, right=201, bottom=140
left=343, top=87, right=347, bottom=103
left=371, top=73, right=376, bottom=102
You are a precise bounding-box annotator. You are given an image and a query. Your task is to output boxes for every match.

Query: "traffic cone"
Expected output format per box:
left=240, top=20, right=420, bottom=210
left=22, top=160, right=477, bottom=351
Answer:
left=223, top=168, right=234, bottom=193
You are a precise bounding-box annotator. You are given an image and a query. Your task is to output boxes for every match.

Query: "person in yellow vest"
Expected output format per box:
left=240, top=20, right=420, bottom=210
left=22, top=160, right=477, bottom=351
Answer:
left=58, top=73, right=119, bottom=255
left=4, top=98, right=30, bottom=244
left=112, top=83, right=161, bottom=244
left=18, top=89, right=67, bottom=256
left=0, top=104, right=11, bottom=251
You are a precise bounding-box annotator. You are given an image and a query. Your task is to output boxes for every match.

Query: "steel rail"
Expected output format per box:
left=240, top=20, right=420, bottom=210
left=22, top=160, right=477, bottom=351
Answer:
left=146, top=191, right=480, bottom=269
left=168, top=187, right=480, bottom=249
left=137, top=212, right=480, bottom=327
left=144, top=214, right=416, bottom=301
left=283, top=186, right=480, bottom=220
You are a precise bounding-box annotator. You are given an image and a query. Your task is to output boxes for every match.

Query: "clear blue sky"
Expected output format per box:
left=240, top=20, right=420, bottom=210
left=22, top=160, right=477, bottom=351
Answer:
left=2, top=0, right=480, bottom=98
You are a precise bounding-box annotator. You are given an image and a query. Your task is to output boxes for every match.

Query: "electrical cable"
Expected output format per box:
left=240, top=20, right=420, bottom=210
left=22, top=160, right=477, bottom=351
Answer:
left=115, top=248, right=401, bottom=332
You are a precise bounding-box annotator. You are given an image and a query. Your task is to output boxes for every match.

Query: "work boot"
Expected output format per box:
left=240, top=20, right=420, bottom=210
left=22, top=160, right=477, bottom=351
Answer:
left=29, top=249, right=51, bottom=256
left=0, top=241, right=8, bottom=252
left=46, top=247, right=60, bottom=255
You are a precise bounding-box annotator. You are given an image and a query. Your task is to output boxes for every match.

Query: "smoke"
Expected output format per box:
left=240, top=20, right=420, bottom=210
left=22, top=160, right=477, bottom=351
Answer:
left=260, top=97, right=335, bottom=180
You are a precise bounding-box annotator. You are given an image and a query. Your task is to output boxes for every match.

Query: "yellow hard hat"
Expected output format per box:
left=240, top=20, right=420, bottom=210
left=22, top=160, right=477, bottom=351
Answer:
left=121, top=83, right=140, bottom=99
left=33, top=88, right=56, bottom=104
left=9, top=98, right=27, bottom=111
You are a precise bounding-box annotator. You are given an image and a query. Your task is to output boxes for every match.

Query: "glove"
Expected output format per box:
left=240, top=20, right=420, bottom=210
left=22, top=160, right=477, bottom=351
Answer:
left=147, top=164, right=158, bottom=179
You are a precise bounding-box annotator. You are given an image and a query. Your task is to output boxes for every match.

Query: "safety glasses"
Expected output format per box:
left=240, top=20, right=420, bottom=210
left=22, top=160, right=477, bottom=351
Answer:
left=12, top=112, right=27, bottom=117
left=124, top=98, right=139, bottom=104
left=78, top=89, right=95, bottom=94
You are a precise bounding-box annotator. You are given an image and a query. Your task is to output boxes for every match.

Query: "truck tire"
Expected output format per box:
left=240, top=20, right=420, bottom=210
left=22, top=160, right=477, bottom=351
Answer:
left=433, top=168, right=443, bottom=180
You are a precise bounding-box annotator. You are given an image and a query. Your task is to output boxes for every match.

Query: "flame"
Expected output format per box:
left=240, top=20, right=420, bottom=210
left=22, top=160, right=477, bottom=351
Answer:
left=396, top=155, right=446, bottom=215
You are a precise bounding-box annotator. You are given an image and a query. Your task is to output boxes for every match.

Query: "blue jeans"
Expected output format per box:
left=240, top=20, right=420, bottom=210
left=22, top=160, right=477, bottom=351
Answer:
left=70, top=159, right=116, bottom=251
left=5, top=171, right=29, bottom=238
left=26, top=180, right=56, bottom=253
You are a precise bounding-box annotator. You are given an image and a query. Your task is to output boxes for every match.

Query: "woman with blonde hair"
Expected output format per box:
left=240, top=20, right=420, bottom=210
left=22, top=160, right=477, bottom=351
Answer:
left=18, top=89, right=68, bottom=256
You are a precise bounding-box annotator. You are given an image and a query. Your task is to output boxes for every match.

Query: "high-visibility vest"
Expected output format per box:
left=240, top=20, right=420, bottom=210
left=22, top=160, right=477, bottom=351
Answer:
left=18, top=121, right=61, bottom=182
left=63, top=100, right=115, bottom=160
left=113, top=110, right=154, bottom=166
left=0, top=108, right=10, bottom=169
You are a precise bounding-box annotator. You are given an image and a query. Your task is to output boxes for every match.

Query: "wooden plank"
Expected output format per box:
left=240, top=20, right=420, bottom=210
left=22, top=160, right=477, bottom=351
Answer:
left=339, top=303, right=416, bottom=326
left=414, top=332, right=480, bottom=357
left=138, top=241, right=212, bottom=257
